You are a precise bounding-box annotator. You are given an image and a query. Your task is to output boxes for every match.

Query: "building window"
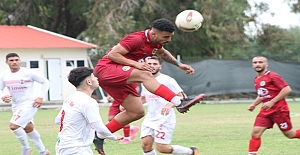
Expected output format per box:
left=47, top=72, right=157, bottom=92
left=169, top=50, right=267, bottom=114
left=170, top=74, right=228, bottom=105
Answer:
left=77, top=60, right=85, bottom=67
left=66, top=60, right=75, bottom=67
left=66, top=60, right=84, bottom=67
left=20, top=62, right=27, bottom=67
left=30, top=61, right=39, bottom=68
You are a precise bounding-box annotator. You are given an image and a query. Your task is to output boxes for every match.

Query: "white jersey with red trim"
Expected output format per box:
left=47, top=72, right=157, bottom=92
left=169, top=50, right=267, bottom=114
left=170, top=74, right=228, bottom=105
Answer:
left=141, top=73, right=182, bottom=130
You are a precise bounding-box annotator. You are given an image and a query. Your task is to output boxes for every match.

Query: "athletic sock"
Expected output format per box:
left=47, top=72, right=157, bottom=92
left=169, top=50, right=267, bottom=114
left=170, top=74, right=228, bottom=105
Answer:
left=123, top=125, right=130, bottom=138
left=27, top=129, right=47, bottom=152
left=154, top=85, right=180, bottom=106
left=144, top=149, right=157, bottom=155
left=171, top=145, right=193, bottom=154
left=106, top=118, right=124, bottom=133
left=295, top=129, right=300, bottom=138
left=248, top=137, right=261, bottom=154
left=13, top=127, right=30, bottom=149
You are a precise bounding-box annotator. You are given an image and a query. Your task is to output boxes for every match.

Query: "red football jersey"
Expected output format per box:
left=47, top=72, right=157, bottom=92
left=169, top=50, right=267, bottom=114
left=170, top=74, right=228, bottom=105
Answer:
left=254, top=71, right=290, bottom=115
left=100, top=29, right=162, bottom=64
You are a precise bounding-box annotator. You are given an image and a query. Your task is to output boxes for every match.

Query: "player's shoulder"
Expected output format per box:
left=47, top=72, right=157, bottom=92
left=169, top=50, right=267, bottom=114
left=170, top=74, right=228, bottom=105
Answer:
left=0, top=69, right=11, bottom=77
left=158, top=73, right=176, bottom=81
left=267, top=71, right=281, bottom=77
left=123, top=30, right=146, bottom=39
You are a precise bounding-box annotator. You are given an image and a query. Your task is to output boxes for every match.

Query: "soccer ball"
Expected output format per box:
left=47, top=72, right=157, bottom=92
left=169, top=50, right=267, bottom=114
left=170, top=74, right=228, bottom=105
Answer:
left=175, top=10, right=204, bottom=32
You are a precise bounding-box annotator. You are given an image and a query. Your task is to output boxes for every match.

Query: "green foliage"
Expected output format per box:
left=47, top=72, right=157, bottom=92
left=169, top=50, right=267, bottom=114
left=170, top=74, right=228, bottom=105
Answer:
left=1, top=0, right=300, bottom=61
left=0, top=0, right=92, bottom=37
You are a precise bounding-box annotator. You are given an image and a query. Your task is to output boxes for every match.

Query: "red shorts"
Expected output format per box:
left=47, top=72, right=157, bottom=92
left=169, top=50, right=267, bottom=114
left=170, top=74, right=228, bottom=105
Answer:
left=94, top=63, right=139, bottom=107
left=254, top=110, right=292, bottom=132
left=108, top=100, right=121, bottom=116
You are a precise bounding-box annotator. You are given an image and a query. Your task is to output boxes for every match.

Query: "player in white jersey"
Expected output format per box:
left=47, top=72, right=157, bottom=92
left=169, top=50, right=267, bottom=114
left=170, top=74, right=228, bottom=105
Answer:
left=140, top=56, right=200, bottom=155
left=55, top=67, right=123, bottom=155
left=0, top=53, right=51, bottom=155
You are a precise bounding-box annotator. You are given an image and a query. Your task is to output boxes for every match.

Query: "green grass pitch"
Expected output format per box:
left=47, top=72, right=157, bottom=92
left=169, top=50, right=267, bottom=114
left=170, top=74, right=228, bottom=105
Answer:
left=0, top=102, right=299, bottom=155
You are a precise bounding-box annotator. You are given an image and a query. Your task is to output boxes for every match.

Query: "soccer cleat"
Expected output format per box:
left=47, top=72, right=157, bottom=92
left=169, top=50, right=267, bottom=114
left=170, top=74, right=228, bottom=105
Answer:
left=190, top=146, right=200, bottom=155
left=21, top=147, right=32, bottom=155
left=39, top=149, right=50, bottom=155
left=93, top=132, right=105, bottom=155
left=119, top=138, right=132, bottom=144
left=176, top=94, right=205, bottom=113
left=130, top=126, right=139, bottom=140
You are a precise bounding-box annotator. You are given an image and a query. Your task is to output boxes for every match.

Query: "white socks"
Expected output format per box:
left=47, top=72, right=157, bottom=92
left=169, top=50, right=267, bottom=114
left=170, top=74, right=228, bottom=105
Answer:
left=143, top=149, right=157, bottom=155
left=27, top=129, right=47, bottom=152
left=170, top=96, right=181, bottom=106
left=171, top=145, right=193, bottom=154
left=13, top=127, right=30, bottom=149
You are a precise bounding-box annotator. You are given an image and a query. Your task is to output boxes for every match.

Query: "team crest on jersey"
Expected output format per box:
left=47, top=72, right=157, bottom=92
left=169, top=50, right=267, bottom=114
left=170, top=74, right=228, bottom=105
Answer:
left=260, top=81, right=265, bottom=86
left=152, top=48, right=158, bottom=54
left=122, top=66, right=131, bottom=71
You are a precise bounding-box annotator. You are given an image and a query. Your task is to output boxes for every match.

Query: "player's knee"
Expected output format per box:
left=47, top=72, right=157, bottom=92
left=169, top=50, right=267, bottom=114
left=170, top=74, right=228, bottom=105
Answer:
left=141, top=142, right=150, bottom=152
left=9, top=123, right=19, bottom=130
left=132, top=110, right=145, bottom=119
left=139, top=71, right=154, bottom=81
left=283, top=130, right=295, bottom=139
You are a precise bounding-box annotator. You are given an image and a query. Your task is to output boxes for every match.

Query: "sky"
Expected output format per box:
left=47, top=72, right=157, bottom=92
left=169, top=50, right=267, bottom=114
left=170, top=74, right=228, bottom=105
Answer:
left=249, top=0, right=300, bottom=28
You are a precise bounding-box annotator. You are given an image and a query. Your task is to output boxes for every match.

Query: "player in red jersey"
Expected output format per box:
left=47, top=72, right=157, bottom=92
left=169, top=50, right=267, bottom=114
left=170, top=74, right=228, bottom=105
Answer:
left=93, top=18, right=204, bottom=154
left=247, top=56, right=300, bottom=155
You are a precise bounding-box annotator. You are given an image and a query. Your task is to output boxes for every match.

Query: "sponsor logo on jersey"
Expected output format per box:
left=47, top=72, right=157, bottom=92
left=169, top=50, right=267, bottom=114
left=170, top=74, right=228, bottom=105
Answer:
left=122, top=66, right=131, bottom=71
left=257, top=87, right=271, bottom=100
left=260, top=81, right=265, bottom=86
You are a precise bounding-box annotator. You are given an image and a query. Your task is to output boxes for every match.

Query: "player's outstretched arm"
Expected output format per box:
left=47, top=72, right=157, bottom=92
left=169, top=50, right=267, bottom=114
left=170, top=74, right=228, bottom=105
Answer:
left=156, top=48, right=194, bottom=74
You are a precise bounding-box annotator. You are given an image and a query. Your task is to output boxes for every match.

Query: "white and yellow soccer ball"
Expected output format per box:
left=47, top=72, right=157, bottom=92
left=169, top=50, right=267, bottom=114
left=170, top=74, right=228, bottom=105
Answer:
left=175, top=10, right=204, bottom=32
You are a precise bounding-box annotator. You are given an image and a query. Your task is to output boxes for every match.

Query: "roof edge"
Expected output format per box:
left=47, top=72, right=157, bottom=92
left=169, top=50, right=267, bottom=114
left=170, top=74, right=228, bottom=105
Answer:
left=27, top=25, right=99, bottom=48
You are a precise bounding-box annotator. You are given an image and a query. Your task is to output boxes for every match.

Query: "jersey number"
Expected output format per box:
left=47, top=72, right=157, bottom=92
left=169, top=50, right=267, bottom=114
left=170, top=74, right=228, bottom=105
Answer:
left=155, top=131, right=166, bottom=140
left=59, top=110, right=65, bottom=132
left=13, top=114, right=20, bottom=121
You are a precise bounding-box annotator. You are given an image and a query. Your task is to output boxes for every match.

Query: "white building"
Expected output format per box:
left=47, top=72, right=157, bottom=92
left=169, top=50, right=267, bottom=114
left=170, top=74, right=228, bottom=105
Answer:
left=0, top=25, right=99, bottom=101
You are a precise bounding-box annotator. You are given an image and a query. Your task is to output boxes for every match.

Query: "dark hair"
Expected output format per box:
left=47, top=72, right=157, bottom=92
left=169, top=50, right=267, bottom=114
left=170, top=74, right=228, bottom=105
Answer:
left=152, top=18, right=175, bottom=33
left=6, top=53, right=19, bottom=60
left=68, top=67, right=93, bottom=87
left=148, top=55, right=163, bottom=64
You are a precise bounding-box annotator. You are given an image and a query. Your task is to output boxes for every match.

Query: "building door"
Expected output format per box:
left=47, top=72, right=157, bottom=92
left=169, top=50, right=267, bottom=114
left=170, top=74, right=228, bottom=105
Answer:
left=46, top=59, right=62, bottom=100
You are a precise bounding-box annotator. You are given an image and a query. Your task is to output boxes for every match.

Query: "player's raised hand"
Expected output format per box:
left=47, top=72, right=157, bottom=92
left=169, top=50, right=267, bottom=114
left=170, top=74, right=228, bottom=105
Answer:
left=178, top=63, right=195, bottom=74
left=135, top=62, right=154, bottom=72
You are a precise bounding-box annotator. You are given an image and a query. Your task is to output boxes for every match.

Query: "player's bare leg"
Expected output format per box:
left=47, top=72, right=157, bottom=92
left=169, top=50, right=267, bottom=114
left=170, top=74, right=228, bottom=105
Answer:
left=128, top=69, right=204, bottom=113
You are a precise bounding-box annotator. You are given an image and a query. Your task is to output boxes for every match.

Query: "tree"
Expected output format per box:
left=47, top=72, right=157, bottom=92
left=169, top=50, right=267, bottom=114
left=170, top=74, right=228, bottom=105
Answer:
left=81, top=0, right=262, bottom=60
left=0, top=0, right=91, bottom=38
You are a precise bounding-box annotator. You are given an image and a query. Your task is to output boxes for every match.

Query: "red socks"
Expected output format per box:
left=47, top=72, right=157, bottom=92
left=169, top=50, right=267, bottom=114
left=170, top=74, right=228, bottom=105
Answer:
left=154, top=84, right=176, bottom=102
left=106, top=119, right=124, bottom=133
left=295, top=129, right=300, bottom=138
left=248, top=137, right=261, bottom=153
left=123, top=125, right=130, bottom=137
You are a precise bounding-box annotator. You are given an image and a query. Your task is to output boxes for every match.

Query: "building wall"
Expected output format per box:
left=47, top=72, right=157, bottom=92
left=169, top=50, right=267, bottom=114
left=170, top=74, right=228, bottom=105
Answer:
left=0, top=48, right=88, bottom=101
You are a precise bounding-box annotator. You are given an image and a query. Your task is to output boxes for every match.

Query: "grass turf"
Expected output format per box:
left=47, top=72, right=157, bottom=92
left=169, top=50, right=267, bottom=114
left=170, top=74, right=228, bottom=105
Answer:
left=0, top=102, right=299, bottom=155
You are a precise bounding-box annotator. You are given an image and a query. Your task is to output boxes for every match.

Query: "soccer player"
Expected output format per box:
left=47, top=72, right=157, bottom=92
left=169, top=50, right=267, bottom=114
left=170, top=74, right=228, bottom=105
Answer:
left=93, top=18, right=204, bottom=154
left=140, top=56, right=200, bottom=155
left=106, top=93, right=140, bottom=144
left=247, top=56, right=300, bottom=155
left=55, top=67, right=123, bottom=155
left=0, top=53, right=51, bottom=155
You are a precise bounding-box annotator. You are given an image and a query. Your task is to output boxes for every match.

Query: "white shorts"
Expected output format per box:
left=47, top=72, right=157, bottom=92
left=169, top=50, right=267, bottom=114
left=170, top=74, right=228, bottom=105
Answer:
left=140, top=124, right=174, bottom=144
left=56, top=146, right=94, bottom=155
left=10, top=106, right=37, bottom=128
